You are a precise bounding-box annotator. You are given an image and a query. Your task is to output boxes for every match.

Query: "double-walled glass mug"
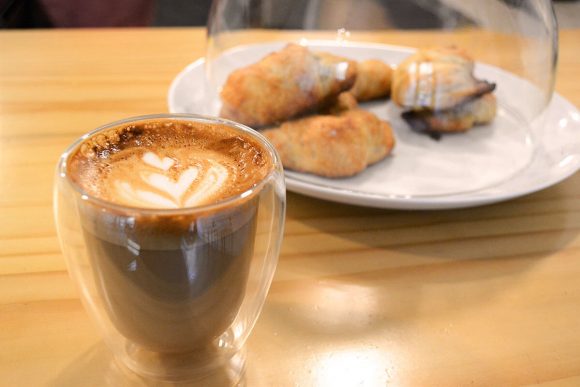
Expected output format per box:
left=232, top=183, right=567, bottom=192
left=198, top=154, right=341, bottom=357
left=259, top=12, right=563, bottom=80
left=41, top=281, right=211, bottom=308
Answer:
left=54, top=114, right=285, bottom=383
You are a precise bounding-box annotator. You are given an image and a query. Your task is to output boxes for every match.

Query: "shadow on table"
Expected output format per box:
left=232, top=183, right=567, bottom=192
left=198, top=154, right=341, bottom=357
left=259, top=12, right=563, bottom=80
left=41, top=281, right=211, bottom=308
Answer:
left=48, top=342, right=246, bottom=387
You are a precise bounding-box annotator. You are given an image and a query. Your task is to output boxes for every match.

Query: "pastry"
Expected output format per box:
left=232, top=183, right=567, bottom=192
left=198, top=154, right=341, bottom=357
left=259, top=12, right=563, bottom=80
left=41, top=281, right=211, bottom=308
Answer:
left=403, top=93, right=497, bottom=134
left=220, top=43, right=357, bottom=127
left=262, top=109, right=395, bottom=177
left=350, top=59, right=392, bottom=101
left=391, top=46, right=496, bottom=133
left=325, top=91, right=358, bottom=114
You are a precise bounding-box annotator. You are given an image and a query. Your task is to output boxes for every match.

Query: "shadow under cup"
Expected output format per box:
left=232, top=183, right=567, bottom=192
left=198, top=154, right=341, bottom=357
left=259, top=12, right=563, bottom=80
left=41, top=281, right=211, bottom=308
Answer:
left=54, top=114, right=285, bottom=382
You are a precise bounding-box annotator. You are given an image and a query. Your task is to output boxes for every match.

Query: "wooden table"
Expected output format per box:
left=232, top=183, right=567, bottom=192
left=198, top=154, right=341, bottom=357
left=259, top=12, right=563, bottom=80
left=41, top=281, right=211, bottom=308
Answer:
left=1, top=28, right=579, bottom=386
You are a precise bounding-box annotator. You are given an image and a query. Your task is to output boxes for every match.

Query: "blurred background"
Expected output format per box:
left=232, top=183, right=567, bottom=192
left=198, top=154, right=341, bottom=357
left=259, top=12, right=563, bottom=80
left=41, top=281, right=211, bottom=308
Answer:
left=1, top=0, right=579, bottom=29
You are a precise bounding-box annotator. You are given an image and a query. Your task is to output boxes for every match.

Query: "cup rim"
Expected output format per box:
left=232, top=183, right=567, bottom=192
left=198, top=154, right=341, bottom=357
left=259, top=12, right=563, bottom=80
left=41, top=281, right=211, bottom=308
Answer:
left=57, top=113, right=283, bottom=215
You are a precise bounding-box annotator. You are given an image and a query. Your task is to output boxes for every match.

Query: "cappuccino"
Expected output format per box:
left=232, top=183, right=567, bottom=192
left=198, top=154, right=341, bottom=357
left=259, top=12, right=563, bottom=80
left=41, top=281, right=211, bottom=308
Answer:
left=68, top=119, right=271, bottom=209
left=66, top=118, right=274, bottom=353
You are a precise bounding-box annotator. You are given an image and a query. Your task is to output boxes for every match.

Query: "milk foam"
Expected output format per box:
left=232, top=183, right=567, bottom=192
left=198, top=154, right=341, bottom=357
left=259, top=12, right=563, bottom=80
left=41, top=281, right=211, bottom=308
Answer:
left=67, top=119, right=271, bottom=209
left=112, top=152, right=231, bottom=209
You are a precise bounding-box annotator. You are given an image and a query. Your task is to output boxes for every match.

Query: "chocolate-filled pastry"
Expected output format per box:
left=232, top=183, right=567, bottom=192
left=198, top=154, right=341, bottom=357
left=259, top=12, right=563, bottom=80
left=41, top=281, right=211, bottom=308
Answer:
left=220, top=43, right=357, bottom=127
left=403, top=93, right=497, bottom=134
left=262, top=109, right=395, bottom=178
left=392, top=46, right=496, bottom=133
left=350, top=59, right=392, bottom=101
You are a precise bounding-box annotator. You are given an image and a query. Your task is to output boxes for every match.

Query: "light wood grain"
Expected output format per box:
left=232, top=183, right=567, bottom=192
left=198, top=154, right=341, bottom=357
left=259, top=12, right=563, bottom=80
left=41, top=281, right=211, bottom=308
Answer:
left=1, top=27, right=579, bottom=387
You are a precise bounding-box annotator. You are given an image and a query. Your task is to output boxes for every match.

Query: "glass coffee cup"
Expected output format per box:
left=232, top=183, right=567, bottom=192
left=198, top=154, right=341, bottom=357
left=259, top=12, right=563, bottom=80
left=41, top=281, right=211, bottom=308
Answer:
left=54, top=114, right=285, bottom=382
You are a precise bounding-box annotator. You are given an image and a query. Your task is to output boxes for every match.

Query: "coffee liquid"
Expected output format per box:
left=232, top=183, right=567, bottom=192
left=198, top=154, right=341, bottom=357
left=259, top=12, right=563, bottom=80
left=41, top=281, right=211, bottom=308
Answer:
left=68, top=119, right=272, bottom=353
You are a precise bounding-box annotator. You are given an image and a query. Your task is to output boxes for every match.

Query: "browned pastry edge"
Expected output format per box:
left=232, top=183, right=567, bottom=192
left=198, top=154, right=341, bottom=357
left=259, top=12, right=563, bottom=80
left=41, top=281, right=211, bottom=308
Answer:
left=402, top=93, right=497, bottom=135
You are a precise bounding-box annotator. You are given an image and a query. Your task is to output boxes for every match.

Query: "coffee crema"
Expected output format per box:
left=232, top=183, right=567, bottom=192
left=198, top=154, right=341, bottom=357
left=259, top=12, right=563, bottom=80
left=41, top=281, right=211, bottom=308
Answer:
left=68, top=119, right=271, bottom=209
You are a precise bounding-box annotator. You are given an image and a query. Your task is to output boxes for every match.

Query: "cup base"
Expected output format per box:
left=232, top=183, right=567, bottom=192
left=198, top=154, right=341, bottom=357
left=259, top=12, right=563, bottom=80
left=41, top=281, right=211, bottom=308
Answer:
left=117, top=342, right=246, bottom=384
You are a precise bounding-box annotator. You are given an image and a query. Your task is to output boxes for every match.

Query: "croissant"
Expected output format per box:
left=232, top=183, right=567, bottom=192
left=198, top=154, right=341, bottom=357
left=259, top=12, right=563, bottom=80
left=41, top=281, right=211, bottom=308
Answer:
left=392, top=46, right=495, bottom=112
left=220, top=43, right=357, bottom=127
left=324, top=91, right=358, bottom=114
left=262, top=109, right=395, bottom=177
left=391, top=46, right=496, bottom=133
left=350, top=59, right=392, bottom=101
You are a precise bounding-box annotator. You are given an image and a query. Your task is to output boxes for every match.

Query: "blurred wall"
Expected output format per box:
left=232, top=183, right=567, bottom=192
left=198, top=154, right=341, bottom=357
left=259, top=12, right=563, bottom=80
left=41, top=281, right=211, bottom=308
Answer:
left=0, top=0, right=210, bottom=28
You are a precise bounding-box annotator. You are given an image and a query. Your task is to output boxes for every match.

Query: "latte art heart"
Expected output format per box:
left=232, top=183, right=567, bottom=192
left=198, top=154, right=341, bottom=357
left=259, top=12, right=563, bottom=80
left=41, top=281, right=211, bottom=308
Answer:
left=142, top=152, right=175, bottom=171
left=114, top=153, right=232, bottom=209
left=143, top=167, right=200, bottom=202
left=184, top=162, right=229, bottom=207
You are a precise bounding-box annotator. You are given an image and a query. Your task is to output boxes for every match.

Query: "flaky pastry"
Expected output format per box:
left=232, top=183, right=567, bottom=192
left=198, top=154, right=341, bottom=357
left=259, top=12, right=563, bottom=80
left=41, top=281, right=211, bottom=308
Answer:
left=220, top=44, right=357, bottom=127
left=391, top=46, right=496, bottom=133
left=262, top=109, right=395, bottom=177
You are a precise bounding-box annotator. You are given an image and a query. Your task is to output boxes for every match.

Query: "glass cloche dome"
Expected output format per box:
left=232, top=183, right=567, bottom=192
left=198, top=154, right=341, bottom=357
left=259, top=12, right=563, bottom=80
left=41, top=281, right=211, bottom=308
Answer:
left=170, top=0, right=576, bottom=208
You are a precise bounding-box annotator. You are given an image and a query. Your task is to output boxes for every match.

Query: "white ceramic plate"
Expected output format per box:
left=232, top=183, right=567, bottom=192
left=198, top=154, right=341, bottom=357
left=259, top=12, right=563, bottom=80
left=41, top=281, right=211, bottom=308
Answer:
left=168, top=42, right=580, bottom=209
